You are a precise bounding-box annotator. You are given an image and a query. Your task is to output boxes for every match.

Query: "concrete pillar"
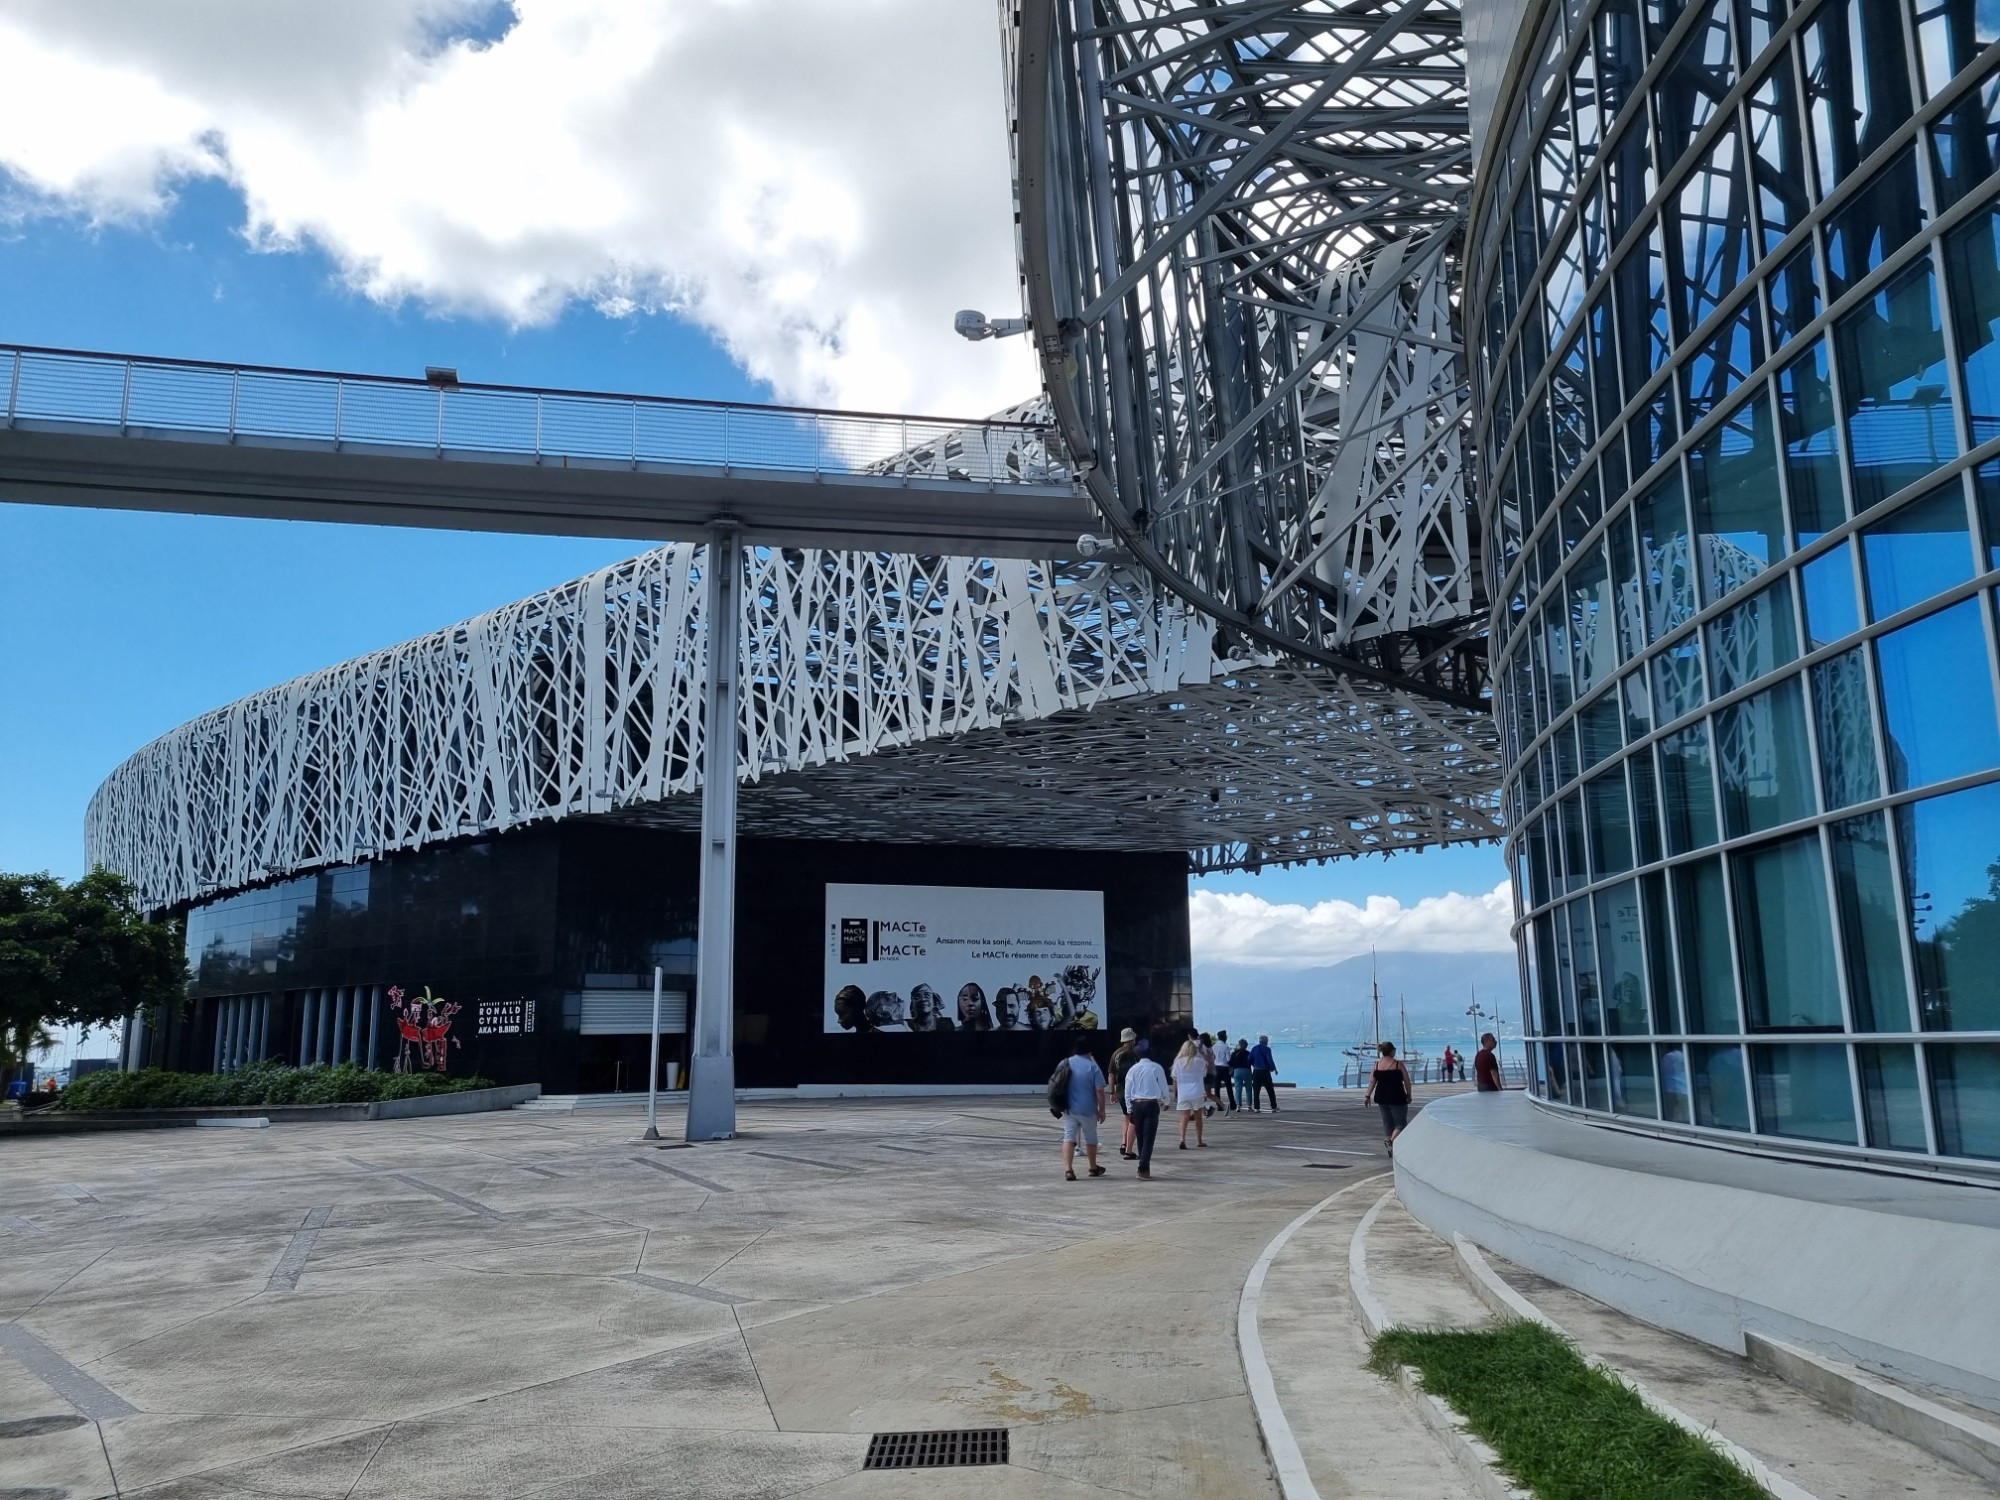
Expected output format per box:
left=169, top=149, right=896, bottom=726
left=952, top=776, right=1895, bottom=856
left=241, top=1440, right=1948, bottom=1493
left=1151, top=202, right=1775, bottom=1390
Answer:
left=330, top=989, right=347, bottom=1066
left=365, top=986, right=381, bottom=1071
left=257, top=995, right=270, bottom=1063
left=687, top=525, right=741, bottom=1142
left=212, top=1000, right=225, bottom=1074
left=299, top=990, right=315, bottom=1065
left=317, top=989, right=333, bottom=1066
left=350, top=989, right=365, bottom=1065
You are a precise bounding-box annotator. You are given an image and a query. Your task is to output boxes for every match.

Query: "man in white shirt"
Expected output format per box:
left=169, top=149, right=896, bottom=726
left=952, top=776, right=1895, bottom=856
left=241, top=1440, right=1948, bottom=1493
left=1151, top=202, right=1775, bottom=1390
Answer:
left=1120, top=1041, right=1171, bottom=1178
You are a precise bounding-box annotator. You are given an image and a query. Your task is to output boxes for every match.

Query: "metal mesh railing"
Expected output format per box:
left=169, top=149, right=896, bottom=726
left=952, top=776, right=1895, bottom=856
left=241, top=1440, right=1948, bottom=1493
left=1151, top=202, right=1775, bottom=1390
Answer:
left=0, top=344, right=1066, bottom=484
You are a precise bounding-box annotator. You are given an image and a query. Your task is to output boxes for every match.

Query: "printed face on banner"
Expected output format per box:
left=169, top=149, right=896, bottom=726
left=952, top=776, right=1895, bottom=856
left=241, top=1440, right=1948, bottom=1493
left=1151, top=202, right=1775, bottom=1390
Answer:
left=824, top=883, right=1106, bottom=1034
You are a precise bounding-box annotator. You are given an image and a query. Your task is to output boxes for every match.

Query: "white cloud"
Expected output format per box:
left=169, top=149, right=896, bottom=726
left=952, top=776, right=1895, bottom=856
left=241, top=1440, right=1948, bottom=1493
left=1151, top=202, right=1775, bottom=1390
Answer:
left=1189, top=882, right=1516, bottom=969
left=0, top=0, right=1037, bottom=416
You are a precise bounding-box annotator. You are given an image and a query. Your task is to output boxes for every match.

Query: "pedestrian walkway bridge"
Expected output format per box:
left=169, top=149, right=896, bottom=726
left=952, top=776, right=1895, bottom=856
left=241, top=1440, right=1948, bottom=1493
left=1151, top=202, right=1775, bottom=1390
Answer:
left=0, top=344, right=1092, bottom=557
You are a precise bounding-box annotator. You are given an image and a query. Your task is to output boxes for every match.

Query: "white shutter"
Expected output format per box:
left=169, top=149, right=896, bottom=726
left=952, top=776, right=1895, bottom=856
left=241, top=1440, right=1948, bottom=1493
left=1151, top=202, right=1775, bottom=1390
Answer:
left=577, top=989, right=689, bottom=1035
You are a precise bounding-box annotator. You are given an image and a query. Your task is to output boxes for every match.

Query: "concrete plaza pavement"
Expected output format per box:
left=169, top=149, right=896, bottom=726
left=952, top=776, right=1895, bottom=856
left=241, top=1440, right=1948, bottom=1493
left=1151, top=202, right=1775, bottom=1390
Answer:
left=0, top=1086, right=1465, bottom=1499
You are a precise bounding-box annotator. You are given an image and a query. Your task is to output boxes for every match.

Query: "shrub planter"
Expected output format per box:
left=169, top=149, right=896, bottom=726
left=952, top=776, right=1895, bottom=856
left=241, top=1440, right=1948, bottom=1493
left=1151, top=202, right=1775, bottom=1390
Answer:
left=0, top=1083, right=541, bottom=1135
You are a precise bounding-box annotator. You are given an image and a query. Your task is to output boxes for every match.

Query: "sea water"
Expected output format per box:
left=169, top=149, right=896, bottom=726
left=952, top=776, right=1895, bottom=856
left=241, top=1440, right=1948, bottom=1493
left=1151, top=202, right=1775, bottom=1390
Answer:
left=1263, top=1039, right=1529, bottom=1090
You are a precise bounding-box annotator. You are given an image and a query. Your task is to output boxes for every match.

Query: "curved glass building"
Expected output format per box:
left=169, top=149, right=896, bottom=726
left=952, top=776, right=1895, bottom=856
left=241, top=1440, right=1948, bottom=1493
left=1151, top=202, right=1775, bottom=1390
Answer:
left=1473, top=0, right=2000, bottom=1165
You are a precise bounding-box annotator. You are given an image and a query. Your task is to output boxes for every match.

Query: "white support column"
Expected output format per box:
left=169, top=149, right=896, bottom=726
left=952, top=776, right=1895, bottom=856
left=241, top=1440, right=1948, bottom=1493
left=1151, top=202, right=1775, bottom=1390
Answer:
left=257, top=995, right=270, bottom=1063
left=686, top=525, right=741, bottom=1142
left=349, top=987, right=365, bottom=1063
left=212, top=1000, right=226, bottom=1074
left=365, top=985, right=381, bottom=1071
left=332, top=988, right=349, bottom=1066
left=299, top=990, right=315, bottom=1065
left=317, top=989, right=333, bottom=1066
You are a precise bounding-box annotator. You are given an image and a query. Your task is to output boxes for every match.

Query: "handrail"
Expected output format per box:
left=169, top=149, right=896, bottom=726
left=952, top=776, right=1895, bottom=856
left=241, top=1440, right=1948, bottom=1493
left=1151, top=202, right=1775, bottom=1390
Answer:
left=0, top=343, right=1065, bottom=486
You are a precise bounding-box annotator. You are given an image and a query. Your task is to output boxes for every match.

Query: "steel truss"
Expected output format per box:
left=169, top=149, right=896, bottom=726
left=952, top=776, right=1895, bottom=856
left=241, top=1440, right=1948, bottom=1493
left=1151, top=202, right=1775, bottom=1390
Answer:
left=86, top=543, right=1500, bottom=911
left=1009, top=0, right=1486, bottom=707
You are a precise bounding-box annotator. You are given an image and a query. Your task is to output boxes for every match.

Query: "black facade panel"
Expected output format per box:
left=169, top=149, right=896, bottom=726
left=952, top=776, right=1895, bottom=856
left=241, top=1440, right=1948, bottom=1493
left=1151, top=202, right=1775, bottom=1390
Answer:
left=175, top=822, right=1191, bottom=1092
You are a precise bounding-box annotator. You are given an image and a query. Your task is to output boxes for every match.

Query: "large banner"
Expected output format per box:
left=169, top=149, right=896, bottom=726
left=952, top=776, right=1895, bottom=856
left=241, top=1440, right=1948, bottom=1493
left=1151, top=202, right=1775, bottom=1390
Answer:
left=824, top=883, right=1106, bottom=1033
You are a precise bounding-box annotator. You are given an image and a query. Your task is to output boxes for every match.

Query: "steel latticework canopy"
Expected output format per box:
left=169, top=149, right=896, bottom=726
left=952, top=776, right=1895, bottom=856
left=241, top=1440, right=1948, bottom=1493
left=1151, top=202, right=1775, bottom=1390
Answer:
left=1008, top=0, right=1486, bottom=708
left=85, top=543, right=1501, bottom=913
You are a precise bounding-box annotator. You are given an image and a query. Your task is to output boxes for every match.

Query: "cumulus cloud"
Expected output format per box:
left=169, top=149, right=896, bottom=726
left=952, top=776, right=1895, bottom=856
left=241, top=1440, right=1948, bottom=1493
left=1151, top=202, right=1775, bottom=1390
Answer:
left=0, top=0, right=1036, bottom=415
left=1189, top=883, right=1516, bottom=969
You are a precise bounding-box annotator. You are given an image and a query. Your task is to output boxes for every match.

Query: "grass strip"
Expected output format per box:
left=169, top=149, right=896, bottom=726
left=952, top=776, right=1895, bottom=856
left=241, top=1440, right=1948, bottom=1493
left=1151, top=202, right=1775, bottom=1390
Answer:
left=1369, top=1321, right=1767, bottom=1500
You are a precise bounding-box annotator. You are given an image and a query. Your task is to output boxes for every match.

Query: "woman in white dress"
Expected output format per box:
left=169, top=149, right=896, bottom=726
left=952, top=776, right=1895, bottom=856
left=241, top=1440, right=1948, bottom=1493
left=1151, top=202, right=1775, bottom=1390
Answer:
left=1172, top=1038, right=1208, bottom=1149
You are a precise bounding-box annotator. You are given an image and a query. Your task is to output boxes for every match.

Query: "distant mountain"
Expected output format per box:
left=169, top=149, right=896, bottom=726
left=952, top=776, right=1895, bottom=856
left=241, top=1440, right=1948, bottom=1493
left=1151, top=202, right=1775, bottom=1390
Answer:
left=1193, top=950, right=1524, bottom=1048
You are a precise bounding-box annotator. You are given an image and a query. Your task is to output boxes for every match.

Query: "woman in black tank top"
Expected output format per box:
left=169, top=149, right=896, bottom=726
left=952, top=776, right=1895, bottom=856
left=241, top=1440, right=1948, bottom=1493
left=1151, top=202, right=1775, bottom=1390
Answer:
left=1362, top=1041, right=1414, bottom=1151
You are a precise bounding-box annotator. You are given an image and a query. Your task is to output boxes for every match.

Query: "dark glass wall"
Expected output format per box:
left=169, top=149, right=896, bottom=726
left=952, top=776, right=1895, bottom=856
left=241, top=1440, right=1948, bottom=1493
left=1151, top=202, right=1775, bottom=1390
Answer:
left=173, top=823, right=1190, bottom=1092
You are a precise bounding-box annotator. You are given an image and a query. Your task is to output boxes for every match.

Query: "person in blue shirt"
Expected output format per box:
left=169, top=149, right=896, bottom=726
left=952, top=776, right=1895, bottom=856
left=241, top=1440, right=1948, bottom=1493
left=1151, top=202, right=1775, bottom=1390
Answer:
left=1249, top=1035, right=1280, bottom=1112
left=1060, top=1034, right=1109, bottom=1181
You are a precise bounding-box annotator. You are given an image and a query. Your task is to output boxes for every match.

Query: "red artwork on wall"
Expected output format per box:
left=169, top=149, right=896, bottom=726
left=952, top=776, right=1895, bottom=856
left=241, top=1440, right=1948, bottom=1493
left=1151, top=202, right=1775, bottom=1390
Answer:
left=386, top=985, right=461, bottom=1073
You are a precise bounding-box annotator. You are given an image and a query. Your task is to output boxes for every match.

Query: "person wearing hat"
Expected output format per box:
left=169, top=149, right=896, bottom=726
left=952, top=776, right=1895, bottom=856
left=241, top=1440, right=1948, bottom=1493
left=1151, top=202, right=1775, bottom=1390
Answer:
left=1106, top=1026, right=1141, bottom=1160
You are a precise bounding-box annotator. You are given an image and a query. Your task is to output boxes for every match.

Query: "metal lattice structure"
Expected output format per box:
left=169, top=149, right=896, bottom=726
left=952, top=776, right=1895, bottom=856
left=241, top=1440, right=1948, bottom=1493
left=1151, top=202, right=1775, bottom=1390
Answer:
left=1008, top=0, right=1486, bottom=705
left=86, top=543, right=1500, bottom=911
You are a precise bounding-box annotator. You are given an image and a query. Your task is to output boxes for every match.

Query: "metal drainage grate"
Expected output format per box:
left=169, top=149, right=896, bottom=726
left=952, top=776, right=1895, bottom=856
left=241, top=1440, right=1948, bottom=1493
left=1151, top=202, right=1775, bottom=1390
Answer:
left=864, top=1428, right=1009, bottom=1470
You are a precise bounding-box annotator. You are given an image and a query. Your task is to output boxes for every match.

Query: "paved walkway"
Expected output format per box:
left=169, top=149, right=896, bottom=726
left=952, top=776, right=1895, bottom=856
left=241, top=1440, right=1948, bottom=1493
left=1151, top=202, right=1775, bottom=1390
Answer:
left=0, top=1087, right=1452, bottom=1498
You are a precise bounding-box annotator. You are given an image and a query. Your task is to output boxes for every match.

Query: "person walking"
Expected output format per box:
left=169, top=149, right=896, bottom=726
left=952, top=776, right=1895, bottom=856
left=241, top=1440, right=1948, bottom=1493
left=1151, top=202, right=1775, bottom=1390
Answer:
left=1121, top=1040, right=1171, bottom=1178
left=1362, top=1040, right=1414, bottom=1152
left=1229, top=1038, right=1255, bottom=1111
left=1248, top=1034, right=1280, bottom=1111
left=1213, top=1029, right=1237, bottom=1111
left=1058, top=1034, right=1109, bottom=1181
left=1198, top=1032, right=1222, bottom=1115
left=1475, top=1032, right=1504, bottom=1092
left=1172, top=1038, right=1208, bottom=1149
left=1441, top=1044, right=1456, bottom=1084
left=1108, top=1027, right=1141, bottom=1160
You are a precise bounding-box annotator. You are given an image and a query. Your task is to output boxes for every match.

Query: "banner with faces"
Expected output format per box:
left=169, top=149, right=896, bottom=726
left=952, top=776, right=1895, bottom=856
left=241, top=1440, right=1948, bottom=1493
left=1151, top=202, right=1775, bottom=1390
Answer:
left=824, top=882, right=1107, bottom=1034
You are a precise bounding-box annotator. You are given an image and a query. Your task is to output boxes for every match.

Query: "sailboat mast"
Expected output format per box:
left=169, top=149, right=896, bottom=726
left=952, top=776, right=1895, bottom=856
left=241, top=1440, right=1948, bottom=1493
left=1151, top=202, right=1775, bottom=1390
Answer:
left=1371, top=948, right=1381, bottom=1047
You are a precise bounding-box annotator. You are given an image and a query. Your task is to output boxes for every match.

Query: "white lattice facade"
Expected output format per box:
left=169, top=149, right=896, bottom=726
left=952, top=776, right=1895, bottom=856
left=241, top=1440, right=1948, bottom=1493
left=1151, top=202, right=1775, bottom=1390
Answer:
left=87, top=543, right=1500, bottom=912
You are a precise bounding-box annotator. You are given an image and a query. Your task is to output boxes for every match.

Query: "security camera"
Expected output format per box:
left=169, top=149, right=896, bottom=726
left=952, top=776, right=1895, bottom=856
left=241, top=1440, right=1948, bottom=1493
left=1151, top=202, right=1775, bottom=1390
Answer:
left=1077, top=533, right=1110, bottom=558
left=954, top=310, right=1029, bottom=341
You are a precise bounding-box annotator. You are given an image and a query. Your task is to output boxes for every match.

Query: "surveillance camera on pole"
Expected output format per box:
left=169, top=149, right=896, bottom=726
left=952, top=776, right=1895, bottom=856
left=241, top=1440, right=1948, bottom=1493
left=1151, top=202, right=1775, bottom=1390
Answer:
left=1075, top=533, right=1134, bottom=565
left=954, top=310, right=1029, bottom=342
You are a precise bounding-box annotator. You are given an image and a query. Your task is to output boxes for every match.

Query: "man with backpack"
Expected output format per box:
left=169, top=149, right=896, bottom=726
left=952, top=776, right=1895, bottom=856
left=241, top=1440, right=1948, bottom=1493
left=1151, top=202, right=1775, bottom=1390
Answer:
left=1051, top=1034, right=1108, bottom=1181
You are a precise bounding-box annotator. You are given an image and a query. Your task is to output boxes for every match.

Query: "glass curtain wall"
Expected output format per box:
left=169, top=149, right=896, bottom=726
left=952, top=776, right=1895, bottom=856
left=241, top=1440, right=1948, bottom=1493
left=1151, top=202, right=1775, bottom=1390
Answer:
left=1474, top=0, right=2000, bottom=1167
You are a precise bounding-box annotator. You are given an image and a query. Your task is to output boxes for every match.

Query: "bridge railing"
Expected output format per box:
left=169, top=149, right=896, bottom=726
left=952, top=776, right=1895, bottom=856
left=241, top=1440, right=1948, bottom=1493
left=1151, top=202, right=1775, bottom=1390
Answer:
left=0, top=344, right=1067, bottom=485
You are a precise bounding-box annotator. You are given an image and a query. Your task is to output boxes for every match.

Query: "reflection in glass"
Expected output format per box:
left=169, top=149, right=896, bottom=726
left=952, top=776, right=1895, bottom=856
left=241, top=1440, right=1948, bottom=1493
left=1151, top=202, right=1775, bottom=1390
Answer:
left=1898, top=780, right=2000, bottom=1031
left=1823, top=147, right=1925, bottom=299
left=1875, top=599, right=2000, bottom=792
left=1661, top=721, right=1721, bottom=851
left=1778, top=341, right=1844, bottom=539
left=1586, top=768, right=1635, bottom=879
left=1707, top=575, right=1798, bottom=695
left=1861, top=481, right=1974, bottom=621
left=1612, top=1043, right=1659, bottom=1116
left=1747, top=54, right=1812, bottom=251
left=1734, top=832, right=1842, bottom=1029
left=1584, top=1043, right=1612, bottom=1111
left=1690, top=389, right=1785, bottom=601
left=1929, top=65, right=2000, bottom=209
left=1572, top=895, right=1603, bottom=1035
left=1800, top=0, right=1913, bottom=193
left=1671, top=125, right=1754, bottom=345
left=1858, top=1044, right=1928, bottom=1152
left=1930, top=1043, right=2000, bottom=1159
left=1635, top=475, right=1693, bottom=644
left=1946, top=204, right=2000, bottom=452
left=1751, top=1044, right=1858, bottom=1142
left=1659, top=1043, right=1693, bottom=1121
left=1544, top=1041, right=1572, bottom=1103
left=1812, top=648, right=1880, bottom=809
left=1581, top=692, right=1624, bottom=768
left=1641, top=869, right=1679, bottom=1030
left=1799, top=541, right=1859, bottom=647
left=1767, top=242, right=1821, bottom=353
left=1595, top=879, right=1648, bottom=1034
left=1675, top=856, right=1738, bottom=1032
left=1717, top=676, right=1816, bottom=838
left=1652, top=632, right=1707, bottom=723
left=1692, top=1042, right=1753, bottom=1130
left=1830, top=813, right=1912, bottom=1031
left=1836, top=261, right=1960, bottom=512
left=1632, top=745, right=1665, bottom=865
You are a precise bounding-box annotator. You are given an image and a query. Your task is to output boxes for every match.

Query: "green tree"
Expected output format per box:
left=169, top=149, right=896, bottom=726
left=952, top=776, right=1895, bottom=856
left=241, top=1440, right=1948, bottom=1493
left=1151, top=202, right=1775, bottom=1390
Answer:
left=0, top=870, right=185, bottom=1083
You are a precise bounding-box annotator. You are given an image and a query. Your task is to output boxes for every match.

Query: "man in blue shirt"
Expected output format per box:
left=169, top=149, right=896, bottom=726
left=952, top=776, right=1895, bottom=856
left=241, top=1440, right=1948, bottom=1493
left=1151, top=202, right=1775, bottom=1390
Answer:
left=1060, top=1034, right=1109, bottom=1180
left=1249, top=1034, right=1280, bottom=1112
